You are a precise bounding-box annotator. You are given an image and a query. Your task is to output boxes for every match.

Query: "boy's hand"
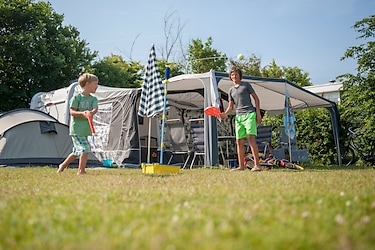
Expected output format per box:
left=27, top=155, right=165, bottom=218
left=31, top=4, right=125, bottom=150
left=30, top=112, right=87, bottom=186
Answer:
left=83, top=110, right=91, bottom=118
left=220, top=113, right=228, bottom=119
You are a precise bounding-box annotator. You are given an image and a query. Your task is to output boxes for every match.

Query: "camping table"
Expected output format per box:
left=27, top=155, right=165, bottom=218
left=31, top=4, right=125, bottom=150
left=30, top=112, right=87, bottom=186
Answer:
left=218, top=136, right=236, bottom=158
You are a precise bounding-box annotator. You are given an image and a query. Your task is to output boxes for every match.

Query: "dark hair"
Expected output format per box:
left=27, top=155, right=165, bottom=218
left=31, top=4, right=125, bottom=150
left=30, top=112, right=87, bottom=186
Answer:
left=229, top=67, right=242, bottom=80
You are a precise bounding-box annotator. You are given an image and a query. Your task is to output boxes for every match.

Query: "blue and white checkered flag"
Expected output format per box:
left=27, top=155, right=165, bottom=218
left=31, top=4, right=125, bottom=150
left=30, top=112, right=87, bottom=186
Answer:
left=138, top=44, right=166, bottom=117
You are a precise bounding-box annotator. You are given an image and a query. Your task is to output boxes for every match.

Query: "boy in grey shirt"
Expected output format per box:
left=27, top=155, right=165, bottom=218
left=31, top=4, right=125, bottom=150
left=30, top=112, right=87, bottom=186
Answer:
left=221, top=67, right=262, bottom=171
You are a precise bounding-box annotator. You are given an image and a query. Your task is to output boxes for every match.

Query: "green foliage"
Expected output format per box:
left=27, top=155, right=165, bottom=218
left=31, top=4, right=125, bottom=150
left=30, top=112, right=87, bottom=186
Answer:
left=282, top=66, right=312, bottom=87
left=295, top=109, right=336, bottom=165
left=187, top=37, right=227, bottom=73
left=156, top=59, right=185, bottom=80
left=0, top=0, right=96, bottom=111
left=231, top=54, right=263, bottom=77
left=262, top=108, right=335, bottom=165
left=90, top=55, right=143, bottom=88
left=339, top=14, right=375, bottom=140
left=341, top=15, right=375, bottom=75
left=261, top=59, right=283, bottom=78
left=261, top=61, right=312, bottom=87
left=339, top=76, right=375, bottom=133
left=91, top=56, right=185, bottom=88
left=231, top=57, right=312, bottom=87
left=1, top=167, right=374, bottom=249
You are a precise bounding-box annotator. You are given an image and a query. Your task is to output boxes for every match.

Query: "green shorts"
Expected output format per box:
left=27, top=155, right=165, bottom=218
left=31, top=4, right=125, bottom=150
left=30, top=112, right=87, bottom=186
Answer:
left=71, top=135, right=91, bottom=156
left=235, top=112, right=257, bottom=139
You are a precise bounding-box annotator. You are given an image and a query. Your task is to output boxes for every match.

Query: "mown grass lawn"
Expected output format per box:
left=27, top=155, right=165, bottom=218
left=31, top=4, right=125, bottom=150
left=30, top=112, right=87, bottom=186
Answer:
left=0, top=166, right=374, bottom=250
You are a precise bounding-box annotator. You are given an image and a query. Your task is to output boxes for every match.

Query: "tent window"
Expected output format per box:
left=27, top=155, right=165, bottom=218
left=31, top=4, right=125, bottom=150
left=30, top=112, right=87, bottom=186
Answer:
left=40, top=121, right=57, bottom=134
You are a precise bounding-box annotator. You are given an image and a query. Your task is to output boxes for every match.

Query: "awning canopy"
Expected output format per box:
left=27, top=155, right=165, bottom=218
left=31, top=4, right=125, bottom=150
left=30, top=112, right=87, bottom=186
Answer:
left=217, top=73, right=335, bottom=115
left=167, top=71, right=342, bottom=166
left=167, top=72, right=335, bottom=114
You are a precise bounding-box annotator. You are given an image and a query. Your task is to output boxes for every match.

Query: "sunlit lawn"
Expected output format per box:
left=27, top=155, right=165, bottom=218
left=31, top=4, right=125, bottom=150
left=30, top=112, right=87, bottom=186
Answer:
left=0, top=166, right=374, bottom=250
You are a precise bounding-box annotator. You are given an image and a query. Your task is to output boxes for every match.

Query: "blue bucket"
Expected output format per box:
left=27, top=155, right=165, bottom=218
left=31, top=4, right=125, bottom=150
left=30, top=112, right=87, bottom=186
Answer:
left=103, top=159, right=113, bottom=167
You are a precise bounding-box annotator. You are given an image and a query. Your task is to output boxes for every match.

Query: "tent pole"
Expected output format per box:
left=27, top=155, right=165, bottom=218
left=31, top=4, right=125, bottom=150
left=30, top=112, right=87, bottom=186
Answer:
left=147, top=118, right=151, bottom=163
left=289, top=135, right=292, bottom=162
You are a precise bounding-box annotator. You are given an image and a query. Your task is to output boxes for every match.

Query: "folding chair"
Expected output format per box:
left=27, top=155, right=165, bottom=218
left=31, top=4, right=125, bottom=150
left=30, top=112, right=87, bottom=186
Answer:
left=272, top=148, right=286, bottom=160
left=165, top=119, right=192, bottom=168
left=278, top=126, right=311, bottom=164
left=291, top=149, right=311, bottom=164
left=189, top=118, right=205, bottom=169
left=255, top=125, right=273, bottom=158
left=278, top=126, right=297, bottom=150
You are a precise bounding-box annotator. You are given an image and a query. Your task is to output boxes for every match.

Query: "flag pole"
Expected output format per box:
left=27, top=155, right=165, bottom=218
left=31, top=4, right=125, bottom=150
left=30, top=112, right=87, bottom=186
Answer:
left=159, top=67, right=170, bottom=164
left=289, top=132, right=292, bottom=162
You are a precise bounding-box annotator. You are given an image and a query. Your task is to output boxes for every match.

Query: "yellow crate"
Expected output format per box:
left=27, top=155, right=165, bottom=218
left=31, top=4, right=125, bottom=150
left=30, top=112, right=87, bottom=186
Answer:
left=141, top=163, right=180, bottom=174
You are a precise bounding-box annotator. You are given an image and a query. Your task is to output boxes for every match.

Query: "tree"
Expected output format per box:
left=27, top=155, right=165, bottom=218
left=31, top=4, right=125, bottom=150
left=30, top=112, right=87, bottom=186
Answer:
left=339, top=15, right=375, bottom=136
left=231, top=56, right=312, bottom=86
left=90, top=55, right=143, bottom=88
left=187, top=37, right=227, bottom=73
left=156, top=59, right=185, bottom=80
left=281, top=66, right=312, bottom=87
left=261, top=59, right=283, bottom=78
left=0, top=0, right=96, bottom=111
left=159, top=10, right=187, bottom=63
left=295, top=108, right=336, bottom=165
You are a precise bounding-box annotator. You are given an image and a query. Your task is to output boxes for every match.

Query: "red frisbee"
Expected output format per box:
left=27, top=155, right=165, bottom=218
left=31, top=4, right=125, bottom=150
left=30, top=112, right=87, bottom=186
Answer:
left=204, top=106, right=221, bottom=117
left=86, top=113, right=95, bottom=134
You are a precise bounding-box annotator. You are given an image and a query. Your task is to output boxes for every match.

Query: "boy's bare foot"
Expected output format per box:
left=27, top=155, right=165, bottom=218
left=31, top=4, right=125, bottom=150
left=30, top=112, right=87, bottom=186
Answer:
left=57, top=164, right=66, bottom=173
left=77, top=171, right=87, bottom=175
left=230, top=167, right=245, bottom=171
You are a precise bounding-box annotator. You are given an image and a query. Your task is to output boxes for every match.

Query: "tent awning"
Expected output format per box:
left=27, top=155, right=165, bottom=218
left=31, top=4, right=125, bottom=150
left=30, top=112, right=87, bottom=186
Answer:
left=216, top=73, right=334, bottom=115
left=167, top=71, right=341, bottom=166
left=167, top=72, right=335, bottom=115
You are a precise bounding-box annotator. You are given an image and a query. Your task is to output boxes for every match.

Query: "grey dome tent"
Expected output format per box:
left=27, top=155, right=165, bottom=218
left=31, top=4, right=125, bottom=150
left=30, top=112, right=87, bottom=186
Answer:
left=0, top=109, right=100, bottom=166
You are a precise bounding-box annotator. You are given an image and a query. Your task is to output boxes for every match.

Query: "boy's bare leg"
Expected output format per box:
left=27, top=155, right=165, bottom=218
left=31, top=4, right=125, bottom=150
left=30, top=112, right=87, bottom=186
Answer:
left=57, top=153, right=77, bottom=173
left=231, top=139, right=246, bottom=171
left=77, top=153, right=88, bottom=175
left=248, top=135, right=261, bottom=171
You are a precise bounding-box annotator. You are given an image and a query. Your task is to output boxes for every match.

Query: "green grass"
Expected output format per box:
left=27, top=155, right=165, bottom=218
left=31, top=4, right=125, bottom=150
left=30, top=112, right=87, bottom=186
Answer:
left=0, top=166, right=374, bottom=250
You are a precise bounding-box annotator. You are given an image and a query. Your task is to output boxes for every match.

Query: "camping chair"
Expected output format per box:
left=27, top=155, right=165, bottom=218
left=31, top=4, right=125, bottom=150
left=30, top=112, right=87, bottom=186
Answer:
left=189, top=118, right=205, bottom=169
left=277, top=126, right=311, bottom=164
left=272, top=148, right=286, bottom=160
left=165, top=119, right=192, bottom=168
left=278, top=126, right=297, bottom=150
left=255, top=125, right=273, bottom=158
left=291, top=149, right=311, bottom=164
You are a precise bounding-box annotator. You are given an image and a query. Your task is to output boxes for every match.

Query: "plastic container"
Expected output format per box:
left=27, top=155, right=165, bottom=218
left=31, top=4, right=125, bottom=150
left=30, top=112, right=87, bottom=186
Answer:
left=141, top=163, right=180, bottom=174
left=103, top=159, right=113, bottom=167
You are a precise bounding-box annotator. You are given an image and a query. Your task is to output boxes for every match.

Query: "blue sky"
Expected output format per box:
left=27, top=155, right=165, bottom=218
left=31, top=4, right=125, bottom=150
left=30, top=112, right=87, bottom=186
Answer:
left=45, top=0, right=374, bottom=84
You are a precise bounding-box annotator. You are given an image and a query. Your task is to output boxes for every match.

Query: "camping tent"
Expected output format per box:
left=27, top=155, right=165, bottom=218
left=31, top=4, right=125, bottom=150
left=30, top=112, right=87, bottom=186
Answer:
left=0, top=109, right=100, bottom=166
left=166, top=71, right=341, bottom=166
left=30, top=71, right=342, bottom=167
left=30, top=83, right=141, bottom=167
